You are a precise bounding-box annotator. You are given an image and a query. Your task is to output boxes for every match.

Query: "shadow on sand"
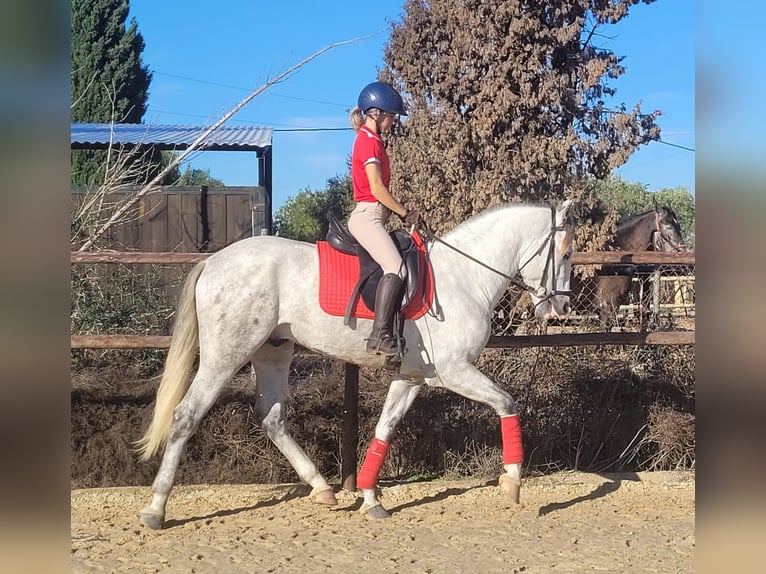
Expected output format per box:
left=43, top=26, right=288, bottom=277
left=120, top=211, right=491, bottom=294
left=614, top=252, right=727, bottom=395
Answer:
left=384, top=479, right=495, bottom=515
left=537, top=472, right=641, bottom=517
left=162, top=484, right=311, bottom=529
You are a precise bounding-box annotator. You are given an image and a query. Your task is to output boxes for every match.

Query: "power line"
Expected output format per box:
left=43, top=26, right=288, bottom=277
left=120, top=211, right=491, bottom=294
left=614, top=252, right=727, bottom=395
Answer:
left=146, top=108, right=350, bottom=131
left=151, top=70, right=694, bottom=148
left=153, top=70, right=350, bottom=108
left=273, top=127, right=352, bottom=132
left=657, top=139, right=694, bottom=152
left=153, top=71, right=251, bottom=92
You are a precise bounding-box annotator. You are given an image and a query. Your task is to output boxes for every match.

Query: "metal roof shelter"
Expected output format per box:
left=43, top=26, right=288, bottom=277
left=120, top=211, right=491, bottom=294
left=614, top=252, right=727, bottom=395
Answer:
left=71, top=122, right=274, bottom=232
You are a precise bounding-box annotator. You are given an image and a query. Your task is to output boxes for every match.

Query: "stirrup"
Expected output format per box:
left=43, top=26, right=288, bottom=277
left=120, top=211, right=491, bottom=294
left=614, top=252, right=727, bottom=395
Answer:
left=366, top=335, right=398, bottom=356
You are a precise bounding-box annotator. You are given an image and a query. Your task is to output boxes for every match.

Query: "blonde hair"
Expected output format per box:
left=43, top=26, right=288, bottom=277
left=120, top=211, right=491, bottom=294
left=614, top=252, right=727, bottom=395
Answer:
left=349, top=106, right=365, bottom=132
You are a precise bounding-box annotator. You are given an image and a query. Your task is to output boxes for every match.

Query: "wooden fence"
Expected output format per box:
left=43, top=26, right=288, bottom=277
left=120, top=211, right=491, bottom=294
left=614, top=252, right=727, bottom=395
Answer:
left=72, top=186, right=268, bottom=252
left=70, top=249, right=694, bottom=490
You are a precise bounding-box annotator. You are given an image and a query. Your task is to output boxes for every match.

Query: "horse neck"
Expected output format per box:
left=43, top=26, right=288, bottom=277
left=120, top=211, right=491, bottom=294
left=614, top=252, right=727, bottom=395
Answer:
left=433, top=206, right=549, bottom=304
left=615, top=212, right=655, bottom=250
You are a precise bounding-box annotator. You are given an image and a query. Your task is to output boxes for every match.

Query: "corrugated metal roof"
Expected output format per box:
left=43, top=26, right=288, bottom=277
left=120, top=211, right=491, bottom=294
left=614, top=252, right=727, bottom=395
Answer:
left=71, top=123, right=273, bottom=152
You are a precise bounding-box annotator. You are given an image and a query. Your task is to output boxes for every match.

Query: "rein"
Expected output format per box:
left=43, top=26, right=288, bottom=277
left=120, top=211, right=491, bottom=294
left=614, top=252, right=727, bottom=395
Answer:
left=417, top=206, right=569, bottom=303
left=420, top=227, right=534, bottom=294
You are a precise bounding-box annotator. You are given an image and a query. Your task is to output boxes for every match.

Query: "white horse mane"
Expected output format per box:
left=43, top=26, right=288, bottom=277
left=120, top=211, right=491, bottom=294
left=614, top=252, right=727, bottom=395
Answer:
left=441, top=203, right=561, bottom=242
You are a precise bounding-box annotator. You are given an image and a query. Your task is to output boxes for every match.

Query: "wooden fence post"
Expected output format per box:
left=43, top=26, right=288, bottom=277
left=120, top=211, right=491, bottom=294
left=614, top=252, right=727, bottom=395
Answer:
left=652, top=268, right=662, bottom=319
left=341, top=363, right=359, bottom=491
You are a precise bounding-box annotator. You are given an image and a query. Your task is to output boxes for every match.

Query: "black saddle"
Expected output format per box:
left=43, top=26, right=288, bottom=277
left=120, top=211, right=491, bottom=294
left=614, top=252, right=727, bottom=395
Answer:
left=326, top=213, right=422, bottom=325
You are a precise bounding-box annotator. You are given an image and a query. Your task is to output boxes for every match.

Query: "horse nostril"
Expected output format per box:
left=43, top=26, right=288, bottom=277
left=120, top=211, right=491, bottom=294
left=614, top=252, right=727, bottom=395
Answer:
left=563, top=303, right=571, bottom=315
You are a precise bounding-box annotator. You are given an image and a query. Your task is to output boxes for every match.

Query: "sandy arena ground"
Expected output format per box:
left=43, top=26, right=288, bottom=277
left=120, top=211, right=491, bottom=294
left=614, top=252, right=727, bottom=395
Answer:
left=71, top=471, right=694, bottom=573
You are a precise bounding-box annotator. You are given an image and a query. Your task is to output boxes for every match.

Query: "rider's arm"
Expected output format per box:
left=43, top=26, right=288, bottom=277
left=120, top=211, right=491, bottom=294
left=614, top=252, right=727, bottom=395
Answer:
left=365, top=162, right=407, bottom=218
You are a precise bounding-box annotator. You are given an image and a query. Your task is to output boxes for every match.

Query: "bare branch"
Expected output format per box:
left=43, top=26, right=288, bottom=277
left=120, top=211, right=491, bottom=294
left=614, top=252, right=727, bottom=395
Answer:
left=72, top=84, right=159, bottom=246
left=71, top=68, right=99, bottom=111
left=77, top=33, right=379, bottom=252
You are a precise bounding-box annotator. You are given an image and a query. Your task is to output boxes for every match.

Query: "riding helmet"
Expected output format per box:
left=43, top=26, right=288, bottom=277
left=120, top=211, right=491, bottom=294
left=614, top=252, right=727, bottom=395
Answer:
left=357, top=81, right=408, bottom=116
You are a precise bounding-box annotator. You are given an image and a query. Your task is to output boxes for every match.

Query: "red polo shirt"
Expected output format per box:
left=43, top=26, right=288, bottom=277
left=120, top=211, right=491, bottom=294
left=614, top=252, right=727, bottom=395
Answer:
left=351, top=125, right=390, bottom=202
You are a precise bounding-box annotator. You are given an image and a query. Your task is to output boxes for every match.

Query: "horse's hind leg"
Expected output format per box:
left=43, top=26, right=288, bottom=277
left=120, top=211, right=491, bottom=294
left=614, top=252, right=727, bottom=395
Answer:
left=140, top=362, right=238, bottom=529
left=251, top=343, right=337, bottom=506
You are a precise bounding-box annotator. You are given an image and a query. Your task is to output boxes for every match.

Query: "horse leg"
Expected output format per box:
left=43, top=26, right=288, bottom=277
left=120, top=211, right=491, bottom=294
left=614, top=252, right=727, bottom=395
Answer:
left=251, top=343, right=337, bottom=506
left=140, top=362, right=239, bottom=529
left=358, top=378, right=422, bottom=519
left=430, top=362, right=524, bottom=503
left=595, top=278, right=617, bottom=331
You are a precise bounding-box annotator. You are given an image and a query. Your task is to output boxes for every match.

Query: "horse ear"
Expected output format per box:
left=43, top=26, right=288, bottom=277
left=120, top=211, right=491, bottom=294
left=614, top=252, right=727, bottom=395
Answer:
left=557, top=199, right=573, bottom=223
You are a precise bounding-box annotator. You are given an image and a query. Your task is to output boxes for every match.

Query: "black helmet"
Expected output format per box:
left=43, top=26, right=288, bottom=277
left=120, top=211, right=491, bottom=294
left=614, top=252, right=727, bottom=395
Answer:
left=357, top=81, right=408, bottom=116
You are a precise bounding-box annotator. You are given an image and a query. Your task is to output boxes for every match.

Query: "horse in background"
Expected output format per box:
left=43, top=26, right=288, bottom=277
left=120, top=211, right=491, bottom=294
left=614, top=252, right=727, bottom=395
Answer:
left=587, top=202, right=685, bottom=329
left=492, top=202, right=684, bottom=335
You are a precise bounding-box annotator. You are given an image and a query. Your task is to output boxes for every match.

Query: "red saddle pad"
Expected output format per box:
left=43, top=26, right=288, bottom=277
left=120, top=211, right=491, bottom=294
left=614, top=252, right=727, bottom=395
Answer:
left=317, top=231, right=433, bottom=320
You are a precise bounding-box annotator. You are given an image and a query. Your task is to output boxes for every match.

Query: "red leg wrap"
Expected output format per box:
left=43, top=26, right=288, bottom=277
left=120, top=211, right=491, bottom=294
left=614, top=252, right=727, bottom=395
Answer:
left=501, top=415, right=524, bottom=464
left=357, top=438, right=390, bottom=490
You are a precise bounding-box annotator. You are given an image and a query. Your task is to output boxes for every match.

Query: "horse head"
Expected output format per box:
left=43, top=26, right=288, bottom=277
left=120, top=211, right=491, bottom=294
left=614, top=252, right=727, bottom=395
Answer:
left=520, top=199, right=576, bottom=320
left=653, top=201, right=685, bottom=252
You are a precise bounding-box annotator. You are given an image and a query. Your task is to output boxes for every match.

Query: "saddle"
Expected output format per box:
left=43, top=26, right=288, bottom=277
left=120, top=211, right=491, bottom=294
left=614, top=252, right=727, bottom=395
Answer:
left=320, top=213, right=431, bottom=325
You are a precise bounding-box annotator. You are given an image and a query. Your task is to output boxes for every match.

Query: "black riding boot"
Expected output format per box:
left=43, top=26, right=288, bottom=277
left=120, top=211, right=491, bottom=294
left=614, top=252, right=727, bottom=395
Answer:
left=366, top=273, right=404, bottom=356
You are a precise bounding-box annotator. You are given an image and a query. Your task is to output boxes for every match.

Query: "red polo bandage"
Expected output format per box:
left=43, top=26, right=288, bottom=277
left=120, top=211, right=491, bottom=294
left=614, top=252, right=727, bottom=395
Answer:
left=501, top=415, right=524, bottom=464
left=357, top=438, right=390, bottom=489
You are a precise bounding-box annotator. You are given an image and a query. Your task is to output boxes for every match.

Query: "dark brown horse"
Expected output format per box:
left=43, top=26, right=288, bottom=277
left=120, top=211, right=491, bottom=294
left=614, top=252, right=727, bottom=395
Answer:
left=491, top=202, right=685, bottom=334
left=591, top=202, right=685, bottom=329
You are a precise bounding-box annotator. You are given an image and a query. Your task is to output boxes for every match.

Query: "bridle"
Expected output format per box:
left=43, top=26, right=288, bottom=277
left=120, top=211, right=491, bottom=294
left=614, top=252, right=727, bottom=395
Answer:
left=652, top=210, right=685, bottom=252
left=517, top=206, right=573, bottom=303
left=418, top=206, right=571, bottom=305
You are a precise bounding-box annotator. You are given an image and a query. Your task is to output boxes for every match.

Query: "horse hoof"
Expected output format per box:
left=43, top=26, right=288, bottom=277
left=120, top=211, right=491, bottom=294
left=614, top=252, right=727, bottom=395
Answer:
left=310, top=486, right=338, bottom=506
left=361, top=503, right=391, bottom=520
left=139, top=510, right=165, bottom=530
left=499, top=474, right=521, bottom=504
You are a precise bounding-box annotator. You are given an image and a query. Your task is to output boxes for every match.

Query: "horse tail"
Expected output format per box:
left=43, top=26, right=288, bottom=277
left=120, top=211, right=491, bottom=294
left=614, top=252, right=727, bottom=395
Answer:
left=136, top=261, right=205, bottom=461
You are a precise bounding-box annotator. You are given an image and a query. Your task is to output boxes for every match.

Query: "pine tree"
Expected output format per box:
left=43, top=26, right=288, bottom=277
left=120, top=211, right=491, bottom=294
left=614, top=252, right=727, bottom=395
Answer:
left=382, top=0, right=661, bottom=234
left=71, top=0, right=153, bottom=185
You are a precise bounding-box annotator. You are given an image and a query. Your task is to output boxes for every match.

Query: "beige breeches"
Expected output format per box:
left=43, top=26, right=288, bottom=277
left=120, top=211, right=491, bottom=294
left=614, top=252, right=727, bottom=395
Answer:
left=347, top=201, right=406, bottom=279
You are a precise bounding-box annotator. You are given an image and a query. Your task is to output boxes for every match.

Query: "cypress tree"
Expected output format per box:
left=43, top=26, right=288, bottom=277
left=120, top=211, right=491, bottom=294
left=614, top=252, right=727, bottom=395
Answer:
left=71, top=0, right=153, bottom=185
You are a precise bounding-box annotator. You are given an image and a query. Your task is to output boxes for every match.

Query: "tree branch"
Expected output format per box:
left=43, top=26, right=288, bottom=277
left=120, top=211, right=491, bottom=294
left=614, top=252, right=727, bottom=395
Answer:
left=77, top=33, right=379, bottom=252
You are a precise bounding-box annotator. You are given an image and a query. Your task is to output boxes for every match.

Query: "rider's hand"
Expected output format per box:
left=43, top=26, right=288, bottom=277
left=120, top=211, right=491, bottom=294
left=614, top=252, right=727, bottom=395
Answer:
left=402, top=208, right=424, bottom=228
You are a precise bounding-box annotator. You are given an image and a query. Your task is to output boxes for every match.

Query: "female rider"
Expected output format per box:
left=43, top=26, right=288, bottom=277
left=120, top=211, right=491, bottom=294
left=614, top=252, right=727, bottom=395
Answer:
left=347, top=81, right=422, bottom=356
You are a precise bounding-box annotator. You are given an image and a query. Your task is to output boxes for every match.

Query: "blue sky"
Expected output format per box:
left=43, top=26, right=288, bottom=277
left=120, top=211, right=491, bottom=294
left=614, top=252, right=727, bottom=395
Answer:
left=128, top=0, right=694, bottom=210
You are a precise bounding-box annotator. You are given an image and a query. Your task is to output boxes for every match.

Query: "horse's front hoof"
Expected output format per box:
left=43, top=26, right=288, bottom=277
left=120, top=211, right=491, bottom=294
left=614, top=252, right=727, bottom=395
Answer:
left=139, top=509, right=165, bottom=530
left=310, top=485, right=338, bottom=506
left=360, top=502, right=391, bottom=520
left=499, top=474, right=521, bottom=504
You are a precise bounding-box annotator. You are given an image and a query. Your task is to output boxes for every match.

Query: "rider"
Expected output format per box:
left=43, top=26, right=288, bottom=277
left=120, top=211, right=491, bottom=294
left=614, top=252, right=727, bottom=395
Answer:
left=348, top=81, right=423, bottom=356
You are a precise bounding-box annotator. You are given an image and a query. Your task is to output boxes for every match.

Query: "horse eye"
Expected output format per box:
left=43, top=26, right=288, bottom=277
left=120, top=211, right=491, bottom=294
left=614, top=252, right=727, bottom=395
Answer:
left=563, top=251, right=571, bottom=261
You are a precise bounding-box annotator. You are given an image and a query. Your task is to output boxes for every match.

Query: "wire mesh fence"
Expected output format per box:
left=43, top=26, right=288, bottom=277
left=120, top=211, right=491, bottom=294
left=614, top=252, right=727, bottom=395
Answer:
left=491, top=263, right=695, bottom=336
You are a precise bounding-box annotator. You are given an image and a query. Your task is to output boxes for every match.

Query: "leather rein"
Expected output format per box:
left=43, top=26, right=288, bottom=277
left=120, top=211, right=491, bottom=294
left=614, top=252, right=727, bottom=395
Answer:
left=417, top=206, right=571, bottom=305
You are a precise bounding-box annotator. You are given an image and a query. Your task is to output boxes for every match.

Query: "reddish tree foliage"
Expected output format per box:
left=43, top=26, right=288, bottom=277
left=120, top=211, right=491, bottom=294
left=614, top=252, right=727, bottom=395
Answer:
left=381, top=0, right=659, bottom=235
